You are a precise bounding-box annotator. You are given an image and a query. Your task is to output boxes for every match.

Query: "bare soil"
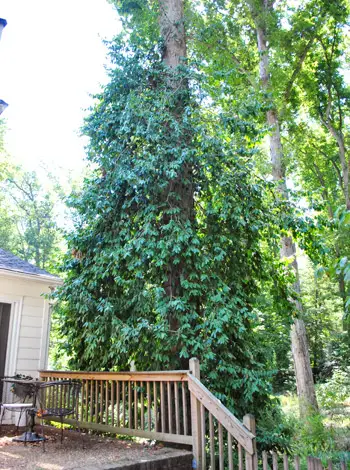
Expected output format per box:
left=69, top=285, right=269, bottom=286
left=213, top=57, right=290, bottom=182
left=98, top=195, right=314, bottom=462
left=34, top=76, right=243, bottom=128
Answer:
left=0, top=425, right=191, bottom=470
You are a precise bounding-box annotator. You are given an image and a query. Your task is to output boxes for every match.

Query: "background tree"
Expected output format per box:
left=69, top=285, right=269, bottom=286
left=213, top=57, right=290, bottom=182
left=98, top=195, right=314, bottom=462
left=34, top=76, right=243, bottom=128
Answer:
left=193, top=0, right=330, bottom=417
left=0, top=121, right=64, bottom=272
left=5, top=170, right=62, bottom=270
left=0, top=119, right=18, bottom=251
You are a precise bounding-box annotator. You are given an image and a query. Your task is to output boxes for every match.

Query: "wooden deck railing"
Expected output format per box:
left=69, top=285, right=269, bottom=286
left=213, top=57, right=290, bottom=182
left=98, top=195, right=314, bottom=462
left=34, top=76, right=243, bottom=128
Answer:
left=39, top=358, right=258, bottom=469
left=259, top=452, right=348, bottom=470
left=39, top=361, right=349, bottom=470
left=39, top=369, right=192, bottom=445
left=188, top=358, right=257, bottom=470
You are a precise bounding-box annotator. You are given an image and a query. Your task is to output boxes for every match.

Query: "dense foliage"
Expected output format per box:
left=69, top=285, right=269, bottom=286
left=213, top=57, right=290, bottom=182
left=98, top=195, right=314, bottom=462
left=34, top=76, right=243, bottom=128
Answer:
left=55, top=36, right=293, bottom=415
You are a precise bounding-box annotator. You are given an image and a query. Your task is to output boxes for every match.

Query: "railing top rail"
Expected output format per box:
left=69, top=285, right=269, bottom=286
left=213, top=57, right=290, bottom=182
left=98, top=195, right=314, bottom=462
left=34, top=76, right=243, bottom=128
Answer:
left=39, top=370, right=190, bottom=382
left=187, top=373, right=255, bottom=454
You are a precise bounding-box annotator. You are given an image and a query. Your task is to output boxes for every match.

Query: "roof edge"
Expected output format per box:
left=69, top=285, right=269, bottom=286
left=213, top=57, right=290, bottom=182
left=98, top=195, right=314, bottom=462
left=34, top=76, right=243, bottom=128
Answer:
left=0, top=268, right=63, bottom=285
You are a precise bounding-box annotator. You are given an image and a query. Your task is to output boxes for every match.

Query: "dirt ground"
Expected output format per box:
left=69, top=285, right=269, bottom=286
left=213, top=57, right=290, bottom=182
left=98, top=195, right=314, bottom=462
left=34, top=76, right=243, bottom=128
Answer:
left=0, top=425, right=191, bottom=470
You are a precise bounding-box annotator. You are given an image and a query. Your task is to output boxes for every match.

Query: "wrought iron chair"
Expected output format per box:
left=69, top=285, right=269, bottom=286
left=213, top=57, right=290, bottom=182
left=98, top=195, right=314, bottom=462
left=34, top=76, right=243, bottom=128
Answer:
left=0, top=377, right=36, bottom=443
left=37, top=380, right=84, bottom=451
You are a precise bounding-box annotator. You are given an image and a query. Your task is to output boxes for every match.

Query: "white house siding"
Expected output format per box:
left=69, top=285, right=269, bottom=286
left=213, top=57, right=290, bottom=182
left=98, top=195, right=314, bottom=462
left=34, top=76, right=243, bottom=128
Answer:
left=0, top=275, right=52, bottom=379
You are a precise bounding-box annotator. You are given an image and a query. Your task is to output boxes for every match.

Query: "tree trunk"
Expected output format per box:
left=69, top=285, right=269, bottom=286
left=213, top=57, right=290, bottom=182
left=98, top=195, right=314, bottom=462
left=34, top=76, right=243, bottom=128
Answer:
left=158, top=0, right=194, bottom=340
left=291, top=319, right=319, bottom=415
left=159, top=0, right=186, bottom=70
left=323, top=120, right=349, bottom=210
left=253, top=0, right=318, bottom=417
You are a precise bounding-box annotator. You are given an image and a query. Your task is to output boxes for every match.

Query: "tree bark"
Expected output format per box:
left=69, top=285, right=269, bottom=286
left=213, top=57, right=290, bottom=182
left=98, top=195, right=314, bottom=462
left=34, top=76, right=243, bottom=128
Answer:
left=159, top=0, right=186, bottom=70
left=252, top=0, right=319, bottom=417
left=158, top=0, right=194, bottom=341
left=320, top=110, right=349, bottom=210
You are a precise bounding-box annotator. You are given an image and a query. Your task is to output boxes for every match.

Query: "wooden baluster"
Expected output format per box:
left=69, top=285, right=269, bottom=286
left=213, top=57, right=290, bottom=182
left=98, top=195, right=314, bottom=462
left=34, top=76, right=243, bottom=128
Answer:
left=105, top=380, right=109, bottom=425
left=262, top=451, right=268, bottom=470
left=243, top=414, right=257, bottom=470
left=189, top=358, right=202, bottom=470
left=128, top=381, right=132, bottom=429
left=140, top=381, right=144, bottom=430
left=90, top=380, right=93, bottom=422
left=174, top=381, right=180, bottom=435
left=238, top=444, right=243, bottom=470
left=85, top=380, right=89, bottom=422
left=327, top=460, right=332, bottom=470
left=228, top=433, right=233, bottom=470
left=167, top=381, right=173, bottom=434
left=153, top=381, right=158, bottom=432
left=122, top=381, right=126, bottom=427
left=218, top=422, right=224, bottom=470
left=147, top=381, right=151, bottom=431
left=80, top=379, right=84, bottom=421
left=100, top=380, right=103, bottom=423
left=294, top=456, right=300, bottom=470
left=209, top=413, right=215, bottom=470
left=272, top=452, right=278, bottom=470
left=340, top=461, right=346, bottom=470
left=283, top=454, right=289, bottom=470
left=182, top=381, right=188, bottom=436
left=134, top=381, right=138, bottom=429
left=95, top=380, right=98, bottom=423
left=200, top=404, right=206, bottom=470
left=160, top=381, right=166, bottom=432
left=116, top=381, right=120, bottom=427
left=111, top=380, right=114, bottom=426
left=307, top=457, right=312, bottom=470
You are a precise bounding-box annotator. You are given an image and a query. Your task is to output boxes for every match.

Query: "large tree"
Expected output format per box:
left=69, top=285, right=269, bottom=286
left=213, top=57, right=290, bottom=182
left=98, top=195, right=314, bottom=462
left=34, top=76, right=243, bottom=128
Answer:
left=248, top=0, right=319, bottom=418
left=57, top=0, right=289, bottom=417
left=195, top=0, right=326, bottom=417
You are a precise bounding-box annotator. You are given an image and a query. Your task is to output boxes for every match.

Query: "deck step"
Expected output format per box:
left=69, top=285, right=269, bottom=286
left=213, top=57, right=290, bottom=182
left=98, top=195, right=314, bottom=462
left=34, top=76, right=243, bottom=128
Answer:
left=84, top=451, right=193, bottom=470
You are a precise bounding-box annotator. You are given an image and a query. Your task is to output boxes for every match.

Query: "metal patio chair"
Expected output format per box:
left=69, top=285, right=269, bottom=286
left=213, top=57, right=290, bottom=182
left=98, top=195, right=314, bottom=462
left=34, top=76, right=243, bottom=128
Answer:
left=0, top=376, right=36, bottom=442
left=37, top=380, right=84, bottom=451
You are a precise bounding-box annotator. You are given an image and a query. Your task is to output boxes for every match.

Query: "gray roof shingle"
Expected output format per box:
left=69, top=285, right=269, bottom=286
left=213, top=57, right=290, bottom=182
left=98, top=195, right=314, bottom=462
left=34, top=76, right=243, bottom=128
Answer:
left=0, top=248, right=60, bottom=280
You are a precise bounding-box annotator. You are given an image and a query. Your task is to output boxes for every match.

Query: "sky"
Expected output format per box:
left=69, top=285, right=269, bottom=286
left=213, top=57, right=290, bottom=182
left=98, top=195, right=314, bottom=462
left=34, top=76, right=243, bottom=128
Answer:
left=0, top=0, right=121, bottom=173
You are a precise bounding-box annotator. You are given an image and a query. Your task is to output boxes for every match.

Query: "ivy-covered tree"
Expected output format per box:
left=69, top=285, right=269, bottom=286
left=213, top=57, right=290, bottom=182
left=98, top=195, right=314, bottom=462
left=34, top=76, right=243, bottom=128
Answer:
left=57, top=0, right=290, bottom=415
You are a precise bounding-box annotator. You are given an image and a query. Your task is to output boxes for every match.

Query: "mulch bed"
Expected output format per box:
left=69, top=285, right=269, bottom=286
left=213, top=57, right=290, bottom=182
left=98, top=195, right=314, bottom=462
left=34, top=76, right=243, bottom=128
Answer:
left=0, top=425, right=191, bottom=470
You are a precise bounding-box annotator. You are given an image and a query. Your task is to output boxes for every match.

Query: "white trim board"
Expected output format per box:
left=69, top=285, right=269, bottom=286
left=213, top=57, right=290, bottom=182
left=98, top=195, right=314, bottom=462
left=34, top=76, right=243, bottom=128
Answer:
left=0, top=269, right=62, bottom=286
left=0, top=295, right=23, bottom=424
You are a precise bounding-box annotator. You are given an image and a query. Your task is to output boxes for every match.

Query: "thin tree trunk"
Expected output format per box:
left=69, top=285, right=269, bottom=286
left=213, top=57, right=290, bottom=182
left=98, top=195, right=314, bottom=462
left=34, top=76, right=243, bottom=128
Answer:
left=322, top=118, right=349, bottom=210
left=252, top=0, right=318, bottom=417
left=319, top=102, right=349, bottom=322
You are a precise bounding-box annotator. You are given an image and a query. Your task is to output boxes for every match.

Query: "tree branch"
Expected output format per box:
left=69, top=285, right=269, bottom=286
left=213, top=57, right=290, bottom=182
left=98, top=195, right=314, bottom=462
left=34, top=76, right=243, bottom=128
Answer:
left=284, top=36, right=316, bottom=104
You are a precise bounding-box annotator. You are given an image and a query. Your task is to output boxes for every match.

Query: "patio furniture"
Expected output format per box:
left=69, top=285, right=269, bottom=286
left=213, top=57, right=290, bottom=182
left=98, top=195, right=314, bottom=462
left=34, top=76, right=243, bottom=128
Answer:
left=37, top=380, right=84, bottom=451
left=0, top=377, right=43, bottom=444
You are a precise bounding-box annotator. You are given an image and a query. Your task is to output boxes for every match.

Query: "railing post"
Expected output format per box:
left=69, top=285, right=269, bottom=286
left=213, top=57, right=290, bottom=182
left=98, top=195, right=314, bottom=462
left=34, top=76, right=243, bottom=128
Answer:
left=243, top=414, right=258, bottom=470
left=189, top=358, right=202, bottom=469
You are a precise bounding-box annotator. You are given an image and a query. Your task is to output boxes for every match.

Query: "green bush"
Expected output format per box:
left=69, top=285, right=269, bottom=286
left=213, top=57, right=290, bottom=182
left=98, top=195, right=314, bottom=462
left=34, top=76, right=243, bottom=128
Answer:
left=317, top=368, right=350, bottom=410
left=256, top=401, right=297, bottom=452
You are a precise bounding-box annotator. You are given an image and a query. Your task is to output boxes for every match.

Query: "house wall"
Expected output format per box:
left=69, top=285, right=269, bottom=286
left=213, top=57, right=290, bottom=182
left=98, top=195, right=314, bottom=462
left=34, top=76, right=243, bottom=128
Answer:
left=0, top=273, right=58, bottom=424
left=0, top=275, right=52, bottom=379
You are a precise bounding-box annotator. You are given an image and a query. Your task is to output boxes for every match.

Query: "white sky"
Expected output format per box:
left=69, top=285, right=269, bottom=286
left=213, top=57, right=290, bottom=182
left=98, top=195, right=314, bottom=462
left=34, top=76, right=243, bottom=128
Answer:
left=0, top=0, right=121, bottom=173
